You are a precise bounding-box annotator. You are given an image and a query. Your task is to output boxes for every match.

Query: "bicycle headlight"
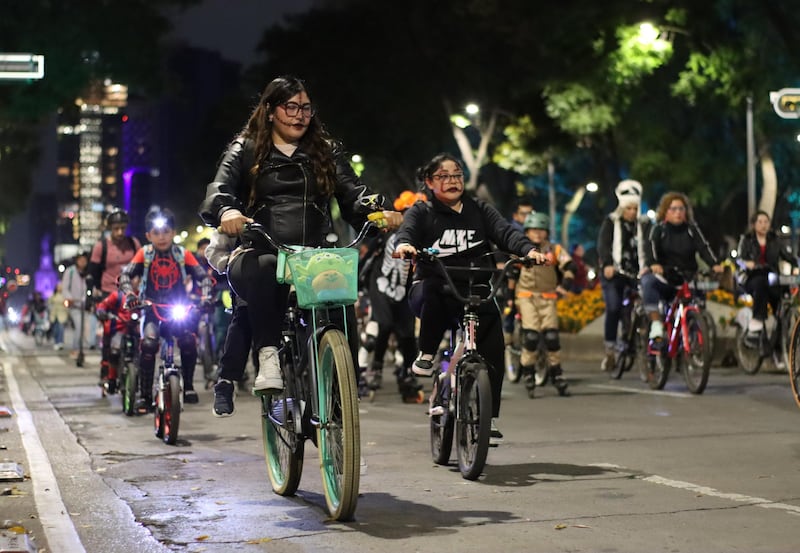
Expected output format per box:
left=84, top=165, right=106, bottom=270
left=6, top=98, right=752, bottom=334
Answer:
left=171, top=304, right=189, bottom=321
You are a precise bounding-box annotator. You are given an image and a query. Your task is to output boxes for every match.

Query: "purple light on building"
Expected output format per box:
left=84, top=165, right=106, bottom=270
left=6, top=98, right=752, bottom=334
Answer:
left=122, top=169, right=133, bottom=213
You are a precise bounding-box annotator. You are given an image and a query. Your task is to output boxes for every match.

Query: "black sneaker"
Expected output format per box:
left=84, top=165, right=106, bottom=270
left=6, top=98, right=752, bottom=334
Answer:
left=135, top=397, right=153, bottom=415
left=184, top=389, right=199, bottom=404
left=213, top=379, right=235, bottom=417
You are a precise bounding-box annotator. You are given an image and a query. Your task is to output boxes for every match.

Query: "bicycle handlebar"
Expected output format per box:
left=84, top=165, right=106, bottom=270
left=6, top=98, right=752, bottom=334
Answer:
left=399, top=249, right=535, bottom=308
left=243, top=219, right=378, bottom=254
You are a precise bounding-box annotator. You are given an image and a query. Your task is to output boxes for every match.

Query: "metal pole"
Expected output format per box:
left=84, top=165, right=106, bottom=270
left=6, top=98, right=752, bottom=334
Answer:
left=547, top=159, right=557, bottom=239
left=746, top=96, right=756, bottom=219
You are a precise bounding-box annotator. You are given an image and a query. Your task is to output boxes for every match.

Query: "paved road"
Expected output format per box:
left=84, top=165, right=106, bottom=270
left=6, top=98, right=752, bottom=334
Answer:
left=1, top=328, right=799, bottom=553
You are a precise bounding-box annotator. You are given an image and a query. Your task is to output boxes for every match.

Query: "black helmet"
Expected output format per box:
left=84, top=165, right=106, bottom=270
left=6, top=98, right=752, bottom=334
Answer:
left=105, top=209, right=129, bottom=226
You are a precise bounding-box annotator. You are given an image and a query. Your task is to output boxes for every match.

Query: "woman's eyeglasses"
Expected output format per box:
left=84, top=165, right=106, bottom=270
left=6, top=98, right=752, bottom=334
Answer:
left=280, top=102, right=315, bottom=118
left=431, top=173, right=464, bottom=183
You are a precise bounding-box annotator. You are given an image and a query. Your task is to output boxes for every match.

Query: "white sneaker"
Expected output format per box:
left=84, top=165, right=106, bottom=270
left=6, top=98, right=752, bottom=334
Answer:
left=254, top=346, right=283, bottom=394
left=489, top=418, right=504, bottom=446
left=748, top=319, right=764, bottom=333
left=411, top=353, right=435, bottom=376
left=649, top=320, right=664, bottom=340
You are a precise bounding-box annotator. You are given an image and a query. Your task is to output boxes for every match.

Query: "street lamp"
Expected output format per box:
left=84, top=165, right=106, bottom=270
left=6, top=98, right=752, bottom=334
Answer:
left=561, top=182, right=597, bottom=247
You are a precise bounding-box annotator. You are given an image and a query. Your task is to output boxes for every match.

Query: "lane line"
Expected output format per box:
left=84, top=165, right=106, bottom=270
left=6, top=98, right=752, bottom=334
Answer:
left=590, top=383, right=694, bottom=398
left=643, top=475, right=800, bottom=516
left=3, top=359, right=87, bottom=552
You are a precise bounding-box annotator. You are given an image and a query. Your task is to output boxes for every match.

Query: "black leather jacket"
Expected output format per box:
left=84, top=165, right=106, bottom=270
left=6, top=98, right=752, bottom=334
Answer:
left=198, top=137, right=382, bottom=247
left=737, top=230, right=796, bottom=273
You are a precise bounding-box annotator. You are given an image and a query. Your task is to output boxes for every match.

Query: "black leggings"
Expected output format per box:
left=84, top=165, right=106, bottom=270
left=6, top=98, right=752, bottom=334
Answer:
left=408, top=278, right=505, bottom=418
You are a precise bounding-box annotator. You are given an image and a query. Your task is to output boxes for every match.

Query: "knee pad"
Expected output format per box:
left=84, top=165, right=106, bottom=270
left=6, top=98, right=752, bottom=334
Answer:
left=544, top=329, right=560, bottom=351
left=522, top=330, right=540, bottom=351
left=362, top=320, right=378, bottom=352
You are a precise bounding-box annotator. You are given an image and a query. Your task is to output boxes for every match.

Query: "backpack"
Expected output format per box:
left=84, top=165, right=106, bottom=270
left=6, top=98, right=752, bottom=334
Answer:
left=139, top=244, right=187, bottom=297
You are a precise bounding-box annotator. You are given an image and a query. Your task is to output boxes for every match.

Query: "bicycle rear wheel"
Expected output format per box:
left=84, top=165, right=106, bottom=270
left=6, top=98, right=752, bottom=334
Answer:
left=456, top=363, right=492, bottom=480
left=316, top=329, right=360, bottom=521
left=735, top=326, right=763, bottom=375
left=788, top=316, right=800, bottom=409
left=162, top=373, right=182, bottom=445
left=681, top=310, right=711, bottom=394
left=429, top=370, right=454, bottom=465
left=263, top=393, right=305, bottom=496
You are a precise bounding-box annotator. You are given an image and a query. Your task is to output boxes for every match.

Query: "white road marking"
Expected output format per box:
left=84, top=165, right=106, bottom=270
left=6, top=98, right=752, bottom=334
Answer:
left=643, top=474, right=800, bottom=516
left=2, top=359, right=87, bottom=552
left=590, top=383, right=694, bottom=398
left=588, top=463, right=800, bottom=517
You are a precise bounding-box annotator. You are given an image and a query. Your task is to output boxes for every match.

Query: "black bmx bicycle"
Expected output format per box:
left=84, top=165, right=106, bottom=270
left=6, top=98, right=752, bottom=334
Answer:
left=249, top=217, right=382, bottom=521
left=420, top=251, right=529, bottom=480
left=611, top=269, right=648, bottom=381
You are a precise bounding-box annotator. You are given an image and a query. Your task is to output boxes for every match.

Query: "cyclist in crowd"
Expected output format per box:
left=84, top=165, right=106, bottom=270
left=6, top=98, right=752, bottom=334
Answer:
left=394, top=153, right=547, bottom=443
left=736, top=210, right=798, bottom=346
left=596, top=179, right=650, bottom=370
left=95, top=276, right=140, bottom=395
left=205, top=228, right=255, bottom=417
left=48, top=283, right=69, bottom=351
left=24, top=290, right=49, bottom=341
left=509, top=197, right=534, bottom=233
left=360, top=190, right=425, bottom=402
left=198, top=75, right=402, bottom=396
left=88, top=209, right=141, bottom=390
left=119, top=207, right=213, bottom=412
left=641, top=191, right=722, bottom=342
left=61, top=251, right=96, bottom=355
left=510, top=212, right=574, bottom=397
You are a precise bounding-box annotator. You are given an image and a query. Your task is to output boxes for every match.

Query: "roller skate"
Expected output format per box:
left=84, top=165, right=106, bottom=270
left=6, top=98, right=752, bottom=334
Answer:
left=99, top=361, right=118, bottom=396
left=363, top=362, right=383, bottom=402
left=395, top=365, right=425, bottom=403
left=549, top=364, right=570, bottom=397
left=521, top=364, right=536, bottom=399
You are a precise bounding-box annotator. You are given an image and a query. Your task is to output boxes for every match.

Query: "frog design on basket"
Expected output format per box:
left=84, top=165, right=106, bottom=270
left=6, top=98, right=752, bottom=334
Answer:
left=294, top=250, right=355, bottom=303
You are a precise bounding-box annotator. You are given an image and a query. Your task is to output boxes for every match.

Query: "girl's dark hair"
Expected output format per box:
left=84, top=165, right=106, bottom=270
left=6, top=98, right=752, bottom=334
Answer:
left=416, top=153, right=463, bottom=184
left=750, top=209, right=770, bottom=225
left=242, top=75, right=337, bottom=199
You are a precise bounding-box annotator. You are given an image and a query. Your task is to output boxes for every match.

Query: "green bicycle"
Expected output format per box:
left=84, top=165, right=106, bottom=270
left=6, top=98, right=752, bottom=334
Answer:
left=247, top=219, right=379, bottom=521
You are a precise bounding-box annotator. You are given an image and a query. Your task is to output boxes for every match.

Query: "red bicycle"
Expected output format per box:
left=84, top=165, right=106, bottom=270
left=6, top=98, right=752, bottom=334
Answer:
left=643, top=271, right=714, bottom=394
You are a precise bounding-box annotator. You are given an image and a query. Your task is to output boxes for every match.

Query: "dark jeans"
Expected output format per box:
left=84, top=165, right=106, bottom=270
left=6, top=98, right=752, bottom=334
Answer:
left=640, top=272, right=677, bottom=314
left=601, top=274, right=633, bottom=342
left=408, top=278, right=505, bottom=418
left=744, top=273, right=781, bottom=322
left=217, top=302, right=254, bottom=382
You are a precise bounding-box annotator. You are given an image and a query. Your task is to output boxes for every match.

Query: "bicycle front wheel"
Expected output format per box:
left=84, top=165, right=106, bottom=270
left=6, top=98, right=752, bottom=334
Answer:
left=779, top=307, right=797, bottom=372
left=430, top=370, right=454, bottom=465
left=456, top=363, right=492, bottom=480
left=162, top=373, right=182, bottom=445
left=122, top=361, right=138, bottom=417
left=788, top=315, right=800, bottom=409
left=681, top=310, right=711, bottom=394
left=316, top=329, right=360, bottom=521
left=735, top=325, right=763, bottom=375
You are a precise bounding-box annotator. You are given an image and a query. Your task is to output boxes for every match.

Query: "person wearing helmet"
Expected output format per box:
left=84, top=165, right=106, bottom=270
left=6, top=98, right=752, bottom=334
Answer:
left=596, top=180, right=650, bottom=371
left=394, top=153, right=547, bottom=444
left=119, top=206, right=214, bottom=410
left=88, top=208, right=141, bottom=395
left=510, top=211, right=575, bottom=397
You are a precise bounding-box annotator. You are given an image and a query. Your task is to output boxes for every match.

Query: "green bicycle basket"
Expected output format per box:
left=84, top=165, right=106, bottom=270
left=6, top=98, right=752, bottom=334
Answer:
left=284, top=247, right=359, bottom=308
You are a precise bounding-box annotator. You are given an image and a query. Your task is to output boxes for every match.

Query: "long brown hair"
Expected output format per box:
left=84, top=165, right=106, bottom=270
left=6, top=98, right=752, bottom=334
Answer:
left=242, top=76, right=337, bottom=198
left=655, top=191, right=694, bottom=223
